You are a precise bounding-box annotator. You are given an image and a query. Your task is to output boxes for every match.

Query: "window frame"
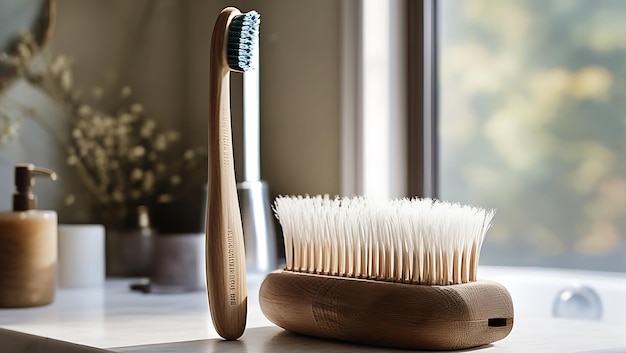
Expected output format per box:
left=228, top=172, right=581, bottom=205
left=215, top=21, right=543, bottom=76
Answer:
left=340, top=0, right=409, bottom=199
left=340, top=0, right=437, bottom=199
left=407, top=0, right=438, bottom=198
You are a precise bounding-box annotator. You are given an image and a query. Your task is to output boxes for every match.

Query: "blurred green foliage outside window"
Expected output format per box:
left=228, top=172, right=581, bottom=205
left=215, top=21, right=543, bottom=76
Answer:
left=438, top=0, right=626, bottom=271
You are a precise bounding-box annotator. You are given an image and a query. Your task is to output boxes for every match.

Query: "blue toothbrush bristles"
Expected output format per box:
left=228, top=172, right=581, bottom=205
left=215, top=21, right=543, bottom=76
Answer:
left=227, top=10, right=260, bottom=72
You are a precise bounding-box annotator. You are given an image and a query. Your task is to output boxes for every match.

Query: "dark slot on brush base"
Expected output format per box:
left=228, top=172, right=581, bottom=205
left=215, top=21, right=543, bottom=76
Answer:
left=488, top=318, right=509, bottom=327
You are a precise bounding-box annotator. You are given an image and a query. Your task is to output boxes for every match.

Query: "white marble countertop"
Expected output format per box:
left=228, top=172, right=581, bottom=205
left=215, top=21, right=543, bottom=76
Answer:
left=1, top=273, right=626, bottom=352
left=0, top=274, right=272, bottom=350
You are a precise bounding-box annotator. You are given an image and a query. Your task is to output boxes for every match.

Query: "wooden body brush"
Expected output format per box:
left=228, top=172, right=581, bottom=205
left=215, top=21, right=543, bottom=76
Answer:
left=259, top=196, right=514, bottom=350
left=207, top=7, right=260, bottom=340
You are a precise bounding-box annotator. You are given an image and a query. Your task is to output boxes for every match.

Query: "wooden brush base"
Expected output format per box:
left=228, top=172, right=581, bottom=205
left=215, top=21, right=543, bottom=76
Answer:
left=259, top=270, right=513, bottom=351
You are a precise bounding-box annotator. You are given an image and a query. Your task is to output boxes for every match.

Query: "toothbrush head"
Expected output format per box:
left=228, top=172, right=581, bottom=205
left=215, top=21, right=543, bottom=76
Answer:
left=227, top=10, right=260, bottom=72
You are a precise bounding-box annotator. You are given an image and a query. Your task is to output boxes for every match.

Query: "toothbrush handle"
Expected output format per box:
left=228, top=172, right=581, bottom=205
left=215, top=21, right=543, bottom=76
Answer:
left=207, top=8, right=247, bottom=341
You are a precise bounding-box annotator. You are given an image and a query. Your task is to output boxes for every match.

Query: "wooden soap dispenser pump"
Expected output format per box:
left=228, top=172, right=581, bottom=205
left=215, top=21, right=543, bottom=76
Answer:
left=0, top=163, right=58, bottom=308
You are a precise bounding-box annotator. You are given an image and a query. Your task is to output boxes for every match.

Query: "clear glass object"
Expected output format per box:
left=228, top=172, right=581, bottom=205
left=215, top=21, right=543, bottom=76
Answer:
left=553, top=284, right=603, bottom=320
left=121, top=205, right=156, bottom=277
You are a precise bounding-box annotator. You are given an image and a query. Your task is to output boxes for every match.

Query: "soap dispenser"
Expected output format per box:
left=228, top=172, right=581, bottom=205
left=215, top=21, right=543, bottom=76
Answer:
left=0, top=163, right=58, bottom=308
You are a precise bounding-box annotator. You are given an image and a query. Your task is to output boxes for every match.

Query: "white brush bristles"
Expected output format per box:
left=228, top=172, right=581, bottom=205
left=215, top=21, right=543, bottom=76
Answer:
left=274, top=195, right=494, bottom=285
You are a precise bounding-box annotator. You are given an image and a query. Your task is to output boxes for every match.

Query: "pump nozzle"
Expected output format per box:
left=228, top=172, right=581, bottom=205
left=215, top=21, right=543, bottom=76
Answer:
left=13, top=163, right=57, bottom=211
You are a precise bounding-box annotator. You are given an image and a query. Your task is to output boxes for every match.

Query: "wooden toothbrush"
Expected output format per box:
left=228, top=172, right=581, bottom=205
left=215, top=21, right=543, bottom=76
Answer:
left=207, top=7, right=260, bottom=341
left=260, top=196, right=514, bottom=350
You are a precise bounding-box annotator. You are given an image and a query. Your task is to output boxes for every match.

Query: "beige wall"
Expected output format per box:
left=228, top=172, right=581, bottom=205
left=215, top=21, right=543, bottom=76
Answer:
left=185, top=0, right=342, bottom=198
left=0, top=0, right=341, bottom=222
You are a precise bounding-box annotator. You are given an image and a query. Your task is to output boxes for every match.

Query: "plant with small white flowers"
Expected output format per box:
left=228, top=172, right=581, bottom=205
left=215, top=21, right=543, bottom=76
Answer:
left=0, top=34, right=206, bottom=227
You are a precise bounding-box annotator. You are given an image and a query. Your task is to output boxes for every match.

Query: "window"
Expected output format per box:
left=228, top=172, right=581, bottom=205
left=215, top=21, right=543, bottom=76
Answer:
left=436, top=0, right=626, bottom=271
